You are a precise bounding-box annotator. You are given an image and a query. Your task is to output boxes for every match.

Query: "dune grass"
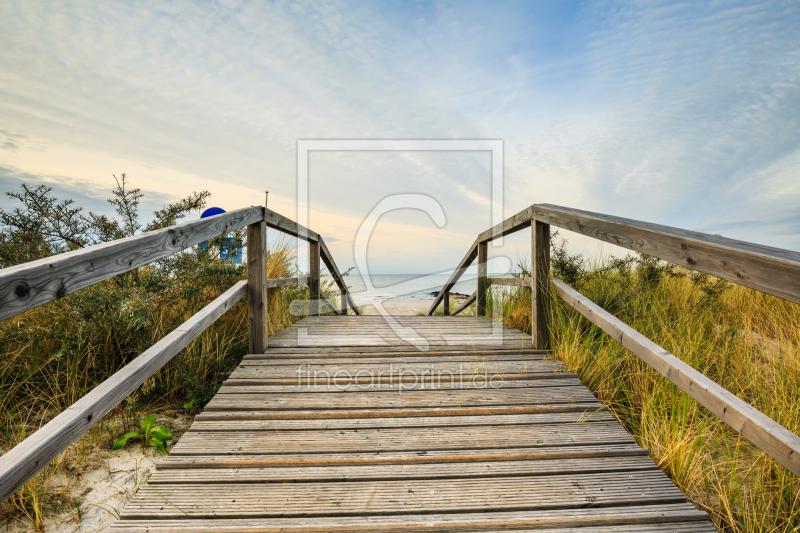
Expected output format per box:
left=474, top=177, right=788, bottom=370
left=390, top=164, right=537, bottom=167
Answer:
left=484, top=243, right=800, bottom=533
left=0, top=235, right=344, bottom=529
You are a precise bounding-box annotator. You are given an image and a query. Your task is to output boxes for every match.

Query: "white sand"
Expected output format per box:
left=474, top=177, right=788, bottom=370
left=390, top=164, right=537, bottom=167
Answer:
left=358, top=297, right=473, bottom=316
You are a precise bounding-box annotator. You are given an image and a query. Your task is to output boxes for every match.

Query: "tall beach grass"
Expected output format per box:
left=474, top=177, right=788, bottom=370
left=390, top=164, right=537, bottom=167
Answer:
left=485, top=243, right=800, bottom=533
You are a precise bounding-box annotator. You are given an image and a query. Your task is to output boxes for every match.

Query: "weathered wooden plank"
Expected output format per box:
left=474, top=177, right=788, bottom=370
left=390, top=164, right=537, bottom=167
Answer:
left=148, top=456, right=657, bottom=484
left=118, top=470, right=686, bottom=518
left=263, top=208, right=319, bottom=242
left=553, top=278, right=800, bottom=476
left=0, top=280, right=248, bottom=503
left=264, top=277, right=309, bottom=288
left=201, top=387, right=601, bottom=411
left=194, top=404, right=605, bottom=421
left=532, top=220, right=551, bottom=350
left=427, top=238, right=479, bottom=315
left=170, top=421, right=628, bottom=453
left=535, top=204, right=800, bottom=304
left=188, top=411, right=614, bottom=430
left=451, top=291, right=476, bottom=316
left=156, top=442, right=648, bottom=469
left=487, top=276, right=531, bottom=287
left=243, top=351, right=550, bottom=362
left=247, top=220, right=268, bottom=354
left=112, top=504, right=711, bottom=532
left=229, top=359, right=562, bottom=377
left=0, top=206, right=261, bottom=321
left=112, top=518, right=716, bottom=533
left=217, top=378, right=583, bottom=394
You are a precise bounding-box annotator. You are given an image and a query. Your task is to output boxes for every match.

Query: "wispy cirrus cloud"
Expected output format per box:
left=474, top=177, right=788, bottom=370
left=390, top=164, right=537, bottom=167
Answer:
left=0, top=0, right=798, bottom=272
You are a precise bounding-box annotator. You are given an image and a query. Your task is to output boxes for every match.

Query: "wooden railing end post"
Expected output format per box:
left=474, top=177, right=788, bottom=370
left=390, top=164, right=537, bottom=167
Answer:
left=532, top=220, right=551, bottom=350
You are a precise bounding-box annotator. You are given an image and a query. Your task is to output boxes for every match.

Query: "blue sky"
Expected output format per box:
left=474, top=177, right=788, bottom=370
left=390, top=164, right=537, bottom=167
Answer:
left=1, top=0, right=798, bottom=274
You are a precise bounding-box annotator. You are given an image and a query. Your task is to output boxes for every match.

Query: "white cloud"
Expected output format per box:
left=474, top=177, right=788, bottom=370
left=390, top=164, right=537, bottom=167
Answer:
left=0, top=0, right=798, bottom=271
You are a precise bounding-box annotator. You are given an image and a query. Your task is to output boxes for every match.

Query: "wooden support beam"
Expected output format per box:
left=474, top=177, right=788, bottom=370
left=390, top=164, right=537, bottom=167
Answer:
left=476, top=242, right=488, bottom=316
left=487, top=277, right=531, bottom=287
left=309, top=240, right=320, bottom=316
left=534, top=204, right=800, bottom=305
left=451, top=291, right=477, bottom=316
left=0, top=207, right=262, bottom=322
left=477, top=206, right=535, bottom=243
left=264, top=277, right=309, bottom=289
left=0, top=280, right=247, bottom=503
left=247, top=220, right=268, bottom=353
left=319, top=237, right=359, bottom=315
left=552, top=278, right=800, bottom=477
left=427, top=239, right=479, bottom=315
left=443, top=291, right=450, bottom=316
left=532, top=220, right=551, bottom=350
left=264, top=209, right=319, bottom=242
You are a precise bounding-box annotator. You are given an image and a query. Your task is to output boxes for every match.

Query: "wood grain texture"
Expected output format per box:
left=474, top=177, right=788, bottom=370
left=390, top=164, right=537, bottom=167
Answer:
left=487, top=276, right=531, bottom=287
left=110, top=315, right=712, bottom=530
left=0, top=280, right=247, bottom=503
left=532, top=220, right=551, bottom=350
left=477, top=205, right=536, bottom=243
left=264, top=277, right=309, bottom=288
left=535, top=204, right=800, bottom=304
left=0, top=206, right=261, bottom=322
left=247, top=220, right=268, bottom=354
left=120, top=470, right=684, bottom=518
left=111, top=505, right=712, bottom=532
left=451, top=291, right=476, bottom=316
left=477, top=241, right=487, bottom=316
left=263, top=208, right=319, bottom=242
left=553, top=278, right=800, bottom=476
left=308, top=240, right=320, bottom=316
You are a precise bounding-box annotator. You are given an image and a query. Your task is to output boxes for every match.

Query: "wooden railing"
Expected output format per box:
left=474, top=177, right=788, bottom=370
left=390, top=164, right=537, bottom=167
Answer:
left=430, top=203, right=800, bottom=477
left=0, top=206, right=355, bottom=502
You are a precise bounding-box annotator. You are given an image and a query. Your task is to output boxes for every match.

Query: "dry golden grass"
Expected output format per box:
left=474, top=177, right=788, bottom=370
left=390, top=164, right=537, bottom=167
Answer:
left=0, top=237, right=345, bottom=529
left=488, top=258, right=800, bottom=532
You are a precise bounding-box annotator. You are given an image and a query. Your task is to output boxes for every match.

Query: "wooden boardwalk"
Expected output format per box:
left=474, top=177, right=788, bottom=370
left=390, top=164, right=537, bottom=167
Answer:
left=112, top=316, right=714, bottom=532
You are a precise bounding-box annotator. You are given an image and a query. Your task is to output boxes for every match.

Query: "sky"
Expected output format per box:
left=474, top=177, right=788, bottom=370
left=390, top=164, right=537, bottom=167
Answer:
left=1, top=0, right=799, bottom=276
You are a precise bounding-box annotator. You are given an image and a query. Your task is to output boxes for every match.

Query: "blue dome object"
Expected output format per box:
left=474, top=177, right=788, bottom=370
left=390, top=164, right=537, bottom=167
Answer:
left=201, top=207, right=226, bottom=218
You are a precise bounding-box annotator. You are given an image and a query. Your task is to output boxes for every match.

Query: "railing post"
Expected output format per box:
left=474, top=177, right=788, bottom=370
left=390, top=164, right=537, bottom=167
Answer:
left=309, top=240, right=320, bottom=316
left=341, top=291, right=347, bottom=315
left=247, top=217, right=268, bottom=353
left=531, top=220, right=551, bottom=350
left=476, top=241, right=488, bottom=316
left=443, top=291, right=450, bottom=316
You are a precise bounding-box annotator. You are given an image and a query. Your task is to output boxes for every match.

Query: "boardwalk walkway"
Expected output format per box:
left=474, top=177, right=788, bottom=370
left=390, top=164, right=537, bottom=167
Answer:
left=112, top=316, right=714, bottom=532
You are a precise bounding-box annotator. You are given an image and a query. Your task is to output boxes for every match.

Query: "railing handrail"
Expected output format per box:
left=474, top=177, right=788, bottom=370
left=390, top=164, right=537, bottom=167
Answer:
left=0, top=205, right=356, bottom=503
left=0, top=206, right=358, bottom=323
left=430, top=202, right=800, bottom=477
left=429, top=203, right=800, bottom=313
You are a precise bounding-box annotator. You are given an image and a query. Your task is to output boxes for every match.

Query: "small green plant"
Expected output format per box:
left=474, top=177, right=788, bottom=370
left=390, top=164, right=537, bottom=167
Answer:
left=112, top=415, right=172, bottom=453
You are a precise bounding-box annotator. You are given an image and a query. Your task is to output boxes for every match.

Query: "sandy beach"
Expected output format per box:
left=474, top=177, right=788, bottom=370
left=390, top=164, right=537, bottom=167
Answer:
left=358, top=297, right=472, bottom=316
